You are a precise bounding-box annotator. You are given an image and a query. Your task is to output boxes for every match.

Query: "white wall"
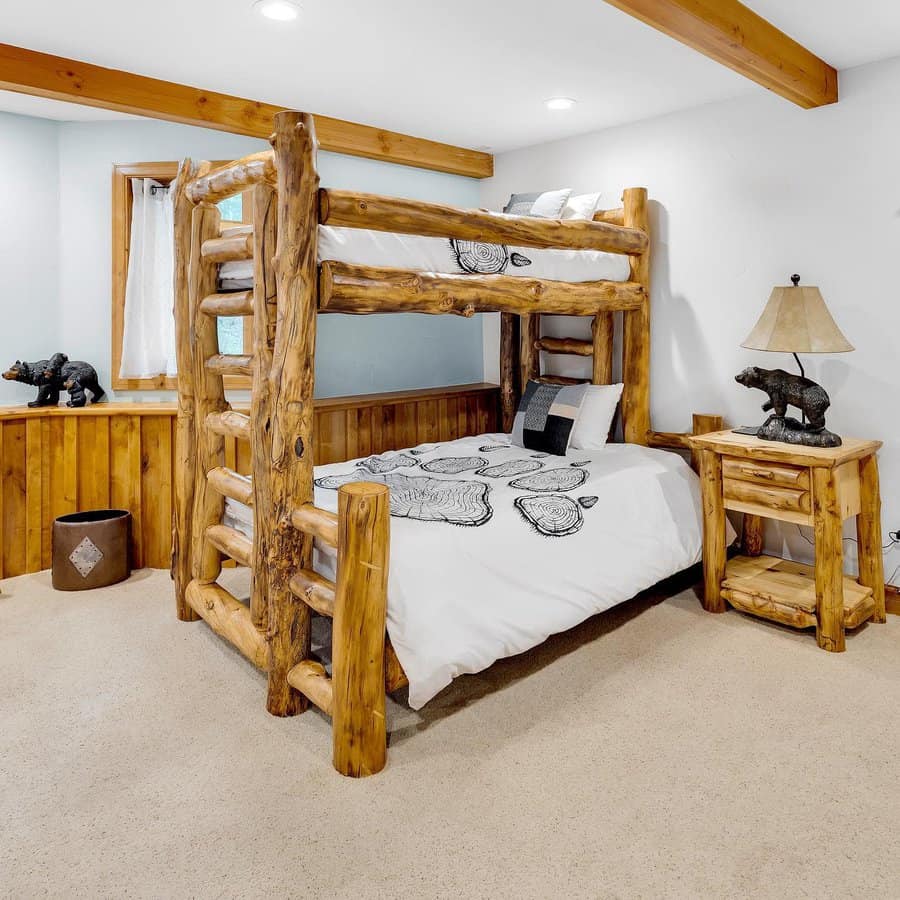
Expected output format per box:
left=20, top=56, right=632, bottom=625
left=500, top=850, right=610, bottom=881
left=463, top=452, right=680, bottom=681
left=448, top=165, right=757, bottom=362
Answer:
left=481, top=55, right=900, bottom=575
left=0, top=112, right=61, bottom=404
left=56, top=118, right=484, bottom=400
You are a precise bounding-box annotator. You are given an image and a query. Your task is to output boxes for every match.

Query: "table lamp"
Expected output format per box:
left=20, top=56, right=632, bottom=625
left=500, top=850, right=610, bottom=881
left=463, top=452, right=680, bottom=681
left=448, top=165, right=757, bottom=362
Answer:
left=734, top=275, right=853, bottom=448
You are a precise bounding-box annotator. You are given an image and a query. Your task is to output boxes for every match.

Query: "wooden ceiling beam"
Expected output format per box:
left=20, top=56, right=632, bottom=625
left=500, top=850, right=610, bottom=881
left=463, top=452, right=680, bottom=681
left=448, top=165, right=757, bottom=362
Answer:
left=0, top=43, right=493, bottom=179
left=602, top=0, right=838, bottom=108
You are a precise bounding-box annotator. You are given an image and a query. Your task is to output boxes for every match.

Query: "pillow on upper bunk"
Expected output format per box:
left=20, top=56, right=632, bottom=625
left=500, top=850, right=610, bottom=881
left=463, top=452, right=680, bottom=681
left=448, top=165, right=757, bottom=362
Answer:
left=561, top=192, right=602, bottom=221
left=511, top=379, right=587, bottom=455
left=569, top=383, right=624, bottom=451
left=503, top=188, right=571, bottom=218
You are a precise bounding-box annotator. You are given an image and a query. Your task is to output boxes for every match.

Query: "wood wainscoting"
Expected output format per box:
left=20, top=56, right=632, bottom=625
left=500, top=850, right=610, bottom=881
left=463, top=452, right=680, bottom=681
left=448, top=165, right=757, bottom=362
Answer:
left=0, top=383, right=498, bottom=579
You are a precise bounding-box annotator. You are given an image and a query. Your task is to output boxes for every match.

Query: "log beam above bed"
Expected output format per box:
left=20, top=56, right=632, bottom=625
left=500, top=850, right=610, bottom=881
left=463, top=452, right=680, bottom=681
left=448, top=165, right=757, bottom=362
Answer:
left=319, top=263, right=646, bottom=317
left=319, top=190, right=649, bottom=255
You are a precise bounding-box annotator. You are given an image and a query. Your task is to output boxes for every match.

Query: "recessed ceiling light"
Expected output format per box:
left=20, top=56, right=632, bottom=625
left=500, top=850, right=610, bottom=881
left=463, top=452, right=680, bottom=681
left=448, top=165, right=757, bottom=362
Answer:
left=545, top=97, right=577, bottom=111
left=254, top=0, right=301, bottom=21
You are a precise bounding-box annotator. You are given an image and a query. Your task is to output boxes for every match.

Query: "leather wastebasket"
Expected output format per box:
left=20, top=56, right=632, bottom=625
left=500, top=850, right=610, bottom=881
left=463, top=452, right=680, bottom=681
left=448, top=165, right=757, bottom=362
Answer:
left=52, top=509, right=132, bottom=591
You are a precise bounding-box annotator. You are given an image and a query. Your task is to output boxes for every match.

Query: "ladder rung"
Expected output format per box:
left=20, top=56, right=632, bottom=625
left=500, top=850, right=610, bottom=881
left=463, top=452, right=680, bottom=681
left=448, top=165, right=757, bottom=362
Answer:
left=206, top=410, right=250, bottom=441
left=207, top=466, right=253, bottom=505
left=206, top=524, right=252, bottom=567
left=220, top=223, right=253, bottom=237
left=289, top=569, right=335, bottom=617
left=536, top=375, right=589, bottom=386
left=287, top=660, right=334, bottom=716
left=201, top=232, right=253, bottom=263
left=206, top=354, right=254, bottom=377
left=535, top=337, right=593, bottom=357
left=200, top=291, right=253, bottom=317
left=290, top=504, right=339, bottom=547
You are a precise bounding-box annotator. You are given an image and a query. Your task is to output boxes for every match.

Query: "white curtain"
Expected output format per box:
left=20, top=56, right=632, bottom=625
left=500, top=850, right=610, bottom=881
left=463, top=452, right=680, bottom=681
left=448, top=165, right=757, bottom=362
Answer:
left=119, top=178, right=177, bottom=378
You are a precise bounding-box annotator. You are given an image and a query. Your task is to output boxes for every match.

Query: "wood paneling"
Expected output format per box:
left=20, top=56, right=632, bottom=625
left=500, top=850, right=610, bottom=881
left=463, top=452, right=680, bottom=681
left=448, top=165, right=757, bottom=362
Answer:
left=0, top=43, right=492, bottom=179
left=602, top=0, right=838, bottom=109
left=0, top=384, right=498, bottom=579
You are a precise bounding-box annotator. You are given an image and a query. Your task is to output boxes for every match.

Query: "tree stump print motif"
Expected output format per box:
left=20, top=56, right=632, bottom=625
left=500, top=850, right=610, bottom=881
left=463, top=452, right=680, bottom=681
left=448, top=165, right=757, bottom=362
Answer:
left=450, top=239, right=532, bottom=275
left=515, top=494, right=583, bottom=537
left=509, top=467, right=588, bottom=493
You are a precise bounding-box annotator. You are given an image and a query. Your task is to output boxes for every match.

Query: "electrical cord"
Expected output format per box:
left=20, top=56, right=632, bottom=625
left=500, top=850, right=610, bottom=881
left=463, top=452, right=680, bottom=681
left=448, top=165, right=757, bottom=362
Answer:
left=794, top=524, right=900, bottom=552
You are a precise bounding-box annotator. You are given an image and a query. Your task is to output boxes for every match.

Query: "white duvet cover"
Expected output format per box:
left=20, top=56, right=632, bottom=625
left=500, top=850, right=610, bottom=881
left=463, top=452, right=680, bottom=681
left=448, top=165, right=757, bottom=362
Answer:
left=225, top=434, right=707, bottom=709
left=218, top=225, right=632, bottom=289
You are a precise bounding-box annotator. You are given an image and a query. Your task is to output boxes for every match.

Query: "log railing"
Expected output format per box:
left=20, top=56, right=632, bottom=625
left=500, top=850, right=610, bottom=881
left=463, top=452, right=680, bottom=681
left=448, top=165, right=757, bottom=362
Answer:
left=319, top=189, right=648, bottom=255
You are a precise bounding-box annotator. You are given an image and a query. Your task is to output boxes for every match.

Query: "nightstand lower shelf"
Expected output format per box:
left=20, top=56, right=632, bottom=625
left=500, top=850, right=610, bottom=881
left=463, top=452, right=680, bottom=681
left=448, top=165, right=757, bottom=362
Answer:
left=721, top=555, right=875, bottom=631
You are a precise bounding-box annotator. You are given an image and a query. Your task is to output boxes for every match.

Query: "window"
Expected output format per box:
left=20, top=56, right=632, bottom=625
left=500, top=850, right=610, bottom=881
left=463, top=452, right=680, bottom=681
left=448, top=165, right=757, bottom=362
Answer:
left=112, top=161, right=253, bottom=391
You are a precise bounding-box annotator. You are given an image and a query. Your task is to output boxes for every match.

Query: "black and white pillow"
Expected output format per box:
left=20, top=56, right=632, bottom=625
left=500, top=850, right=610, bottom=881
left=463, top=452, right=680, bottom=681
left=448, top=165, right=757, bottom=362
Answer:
left=511, top=380, right=588, bottom=456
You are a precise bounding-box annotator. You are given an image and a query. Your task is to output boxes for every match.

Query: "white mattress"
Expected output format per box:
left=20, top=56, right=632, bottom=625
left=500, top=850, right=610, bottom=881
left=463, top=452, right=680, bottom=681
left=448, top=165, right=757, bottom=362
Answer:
left=225, top=434, right=710, bottom=709
left=218, top=225, right=632, bottom=289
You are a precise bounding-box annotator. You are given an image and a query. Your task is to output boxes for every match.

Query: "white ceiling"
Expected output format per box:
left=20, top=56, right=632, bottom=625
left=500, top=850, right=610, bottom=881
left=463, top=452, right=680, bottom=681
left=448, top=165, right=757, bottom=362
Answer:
left=1, top=0, right=899, bottom=154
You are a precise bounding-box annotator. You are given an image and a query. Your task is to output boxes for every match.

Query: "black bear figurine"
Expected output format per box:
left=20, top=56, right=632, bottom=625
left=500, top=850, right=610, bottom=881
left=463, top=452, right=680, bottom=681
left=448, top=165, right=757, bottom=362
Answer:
left=734, top=365, right=841, bottom=448
left=3, top=354, right=105, bottom=408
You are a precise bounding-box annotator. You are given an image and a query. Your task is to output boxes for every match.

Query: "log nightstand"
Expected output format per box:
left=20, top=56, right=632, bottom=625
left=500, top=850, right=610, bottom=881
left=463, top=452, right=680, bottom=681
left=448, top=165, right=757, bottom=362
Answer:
left=687, top=430, right=886, bottom=651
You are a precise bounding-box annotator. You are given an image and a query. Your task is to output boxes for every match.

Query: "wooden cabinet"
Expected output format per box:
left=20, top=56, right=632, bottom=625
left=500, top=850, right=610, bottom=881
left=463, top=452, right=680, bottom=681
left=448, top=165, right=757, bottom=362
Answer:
left=689, top=430, right=886, bottom=651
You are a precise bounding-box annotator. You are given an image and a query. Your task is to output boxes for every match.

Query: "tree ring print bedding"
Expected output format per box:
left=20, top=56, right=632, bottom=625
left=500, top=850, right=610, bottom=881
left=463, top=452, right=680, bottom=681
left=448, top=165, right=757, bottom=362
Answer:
left=224, top=433, right=708, bottom=708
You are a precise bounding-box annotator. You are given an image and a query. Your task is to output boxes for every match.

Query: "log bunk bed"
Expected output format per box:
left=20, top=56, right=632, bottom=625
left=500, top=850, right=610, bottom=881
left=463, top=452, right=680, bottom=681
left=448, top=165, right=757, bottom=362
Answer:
left=172, top=110, right=716, bottom=778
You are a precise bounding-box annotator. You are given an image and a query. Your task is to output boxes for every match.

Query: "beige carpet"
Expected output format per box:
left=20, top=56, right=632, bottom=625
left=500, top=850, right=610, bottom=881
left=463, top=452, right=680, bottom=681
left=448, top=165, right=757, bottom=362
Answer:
left=1, top=568, right=898, bottom=899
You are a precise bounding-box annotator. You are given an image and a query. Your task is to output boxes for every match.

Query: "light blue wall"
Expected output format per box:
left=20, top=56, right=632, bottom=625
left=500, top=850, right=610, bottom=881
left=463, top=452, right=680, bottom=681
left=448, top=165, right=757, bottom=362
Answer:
left=51, top=117, right=484, bottom=399
left=0, top=112, right=61, bottom=405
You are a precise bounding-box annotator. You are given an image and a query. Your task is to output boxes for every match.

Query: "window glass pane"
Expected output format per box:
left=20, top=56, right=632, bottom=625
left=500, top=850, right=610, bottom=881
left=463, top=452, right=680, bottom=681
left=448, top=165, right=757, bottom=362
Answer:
left=217, top=194, right=242, bottom=222
left=217, top=317, right=244, bottom=355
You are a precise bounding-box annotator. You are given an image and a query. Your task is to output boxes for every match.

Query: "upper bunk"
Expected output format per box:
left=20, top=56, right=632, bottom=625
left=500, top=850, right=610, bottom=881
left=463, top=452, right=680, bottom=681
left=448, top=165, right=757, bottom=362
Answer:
left=180, top=140, right=650, bottom=320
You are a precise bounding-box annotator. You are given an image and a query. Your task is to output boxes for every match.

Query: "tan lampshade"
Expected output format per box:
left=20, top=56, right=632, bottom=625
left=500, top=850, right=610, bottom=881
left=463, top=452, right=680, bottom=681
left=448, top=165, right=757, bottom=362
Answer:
left=741, top=283, right=854, bottom=353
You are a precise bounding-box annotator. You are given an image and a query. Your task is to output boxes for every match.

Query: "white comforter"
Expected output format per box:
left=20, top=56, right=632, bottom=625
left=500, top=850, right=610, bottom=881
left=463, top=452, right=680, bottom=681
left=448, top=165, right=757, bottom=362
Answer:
left=219, top=225, right=632, bottom=288
left=226, top=434, right=705, bottom=709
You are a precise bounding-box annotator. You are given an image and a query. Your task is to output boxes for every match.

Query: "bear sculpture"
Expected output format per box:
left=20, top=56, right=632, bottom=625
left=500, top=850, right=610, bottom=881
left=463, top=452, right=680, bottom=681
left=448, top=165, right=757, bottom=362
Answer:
left=734, top=365, right=840, bottom=448
left=2, top=354, right=105, bottom=408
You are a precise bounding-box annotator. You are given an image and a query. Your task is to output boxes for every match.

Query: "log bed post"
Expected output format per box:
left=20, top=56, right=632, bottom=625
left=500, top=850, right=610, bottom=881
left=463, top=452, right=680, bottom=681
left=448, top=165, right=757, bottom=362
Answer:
left=499, top=313, right=520, bottom=432
left=332, top=482, right=391, bottom=777
left=189, top=201, right=227, bottom=585
left=621, top=187, right=650, bottom=444
left=519, top=313, right=540, bottom=394
left=172, top=158, right=207, bottom=620
left=265, top=110, right=320, bottom=716
left=248, top=182, right=278, bottom=631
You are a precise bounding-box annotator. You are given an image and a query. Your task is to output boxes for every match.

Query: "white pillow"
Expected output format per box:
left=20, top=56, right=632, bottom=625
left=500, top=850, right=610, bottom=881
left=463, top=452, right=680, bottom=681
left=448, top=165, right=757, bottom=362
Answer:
left=561, top=192, right=602, bottom=221
left=569, top=383, right=624, bottom=450
left=529, top=188, right=572, bottom=218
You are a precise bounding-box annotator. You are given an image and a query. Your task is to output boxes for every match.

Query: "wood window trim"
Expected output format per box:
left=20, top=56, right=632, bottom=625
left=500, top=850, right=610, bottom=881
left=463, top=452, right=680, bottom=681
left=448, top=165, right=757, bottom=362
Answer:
left=112, top=160, right=252, bottom=391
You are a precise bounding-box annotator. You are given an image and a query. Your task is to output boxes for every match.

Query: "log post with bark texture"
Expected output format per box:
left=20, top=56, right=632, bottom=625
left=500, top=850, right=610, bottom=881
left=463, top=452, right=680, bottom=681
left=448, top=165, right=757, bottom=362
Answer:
left=621, top=188, right=650, bottom=445
left=742, top=514, right=765, bottom=557
left=519, top=314, right=540, bottom=394
left=857, top=454, right=886, bottom=624
left=699, top=448, right=727, bottom=613
left=591, top=312, right=614, bottom=385
left=500, top=312, right=520, bottom=432
left=813, top=466, right=845, bottom=651
left=265, top=111, right=319, bottom=716
left=172, top=157, right=207, bottom=621
left=691, top=413, right=723, bottom=473
left=249, top=183, right=278, bottom=631
left=189, top=202, right=227, bottom=584
left=332, top=482, right=391, bottom=777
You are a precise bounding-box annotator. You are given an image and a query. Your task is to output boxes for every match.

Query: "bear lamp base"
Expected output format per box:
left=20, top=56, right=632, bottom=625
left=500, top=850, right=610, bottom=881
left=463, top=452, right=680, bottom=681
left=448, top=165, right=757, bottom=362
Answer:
left=734, top=365, right=842, bottom=449
left=755, top=415, right=842, bottom=448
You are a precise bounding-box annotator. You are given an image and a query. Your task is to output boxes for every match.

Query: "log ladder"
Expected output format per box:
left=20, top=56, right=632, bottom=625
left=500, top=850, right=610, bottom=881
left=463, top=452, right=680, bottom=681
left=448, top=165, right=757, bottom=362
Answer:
left=500, top=190, right=651, bottom=433
left=172, top=114, right=399, bottom=777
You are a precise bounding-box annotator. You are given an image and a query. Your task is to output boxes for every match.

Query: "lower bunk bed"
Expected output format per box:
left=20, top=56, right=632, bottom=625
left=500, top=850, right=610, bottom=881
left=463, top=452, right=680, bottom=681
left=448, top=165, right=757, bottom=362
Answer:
left=223, top=432, right=707, bottom=711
